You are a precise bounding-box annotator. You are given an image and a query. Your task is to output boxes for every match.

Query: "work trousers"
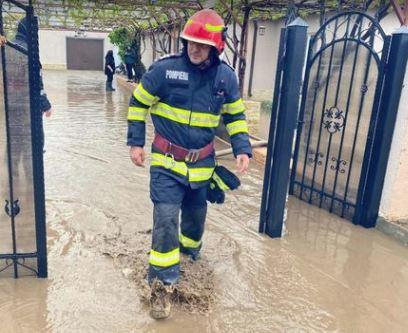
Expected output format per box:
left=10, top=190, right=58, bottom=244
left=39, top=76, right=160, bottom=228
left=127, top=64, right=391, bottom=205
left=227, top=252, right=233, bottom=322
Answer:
left=148, top=171, right=207, bottom=285
left=125, top=63, right=134, bottom=80
left=105, top=73, right=114, bottom=91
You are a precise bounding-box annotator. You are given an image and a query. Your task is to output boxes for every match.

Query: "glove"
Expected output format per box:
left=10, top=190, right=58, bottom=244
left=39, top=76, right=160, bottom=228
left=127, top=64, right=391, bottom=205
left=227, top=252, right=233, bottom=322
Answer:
left=207, top=165, right=241, bottom=204
left=207, top=182, right=225, bottom=204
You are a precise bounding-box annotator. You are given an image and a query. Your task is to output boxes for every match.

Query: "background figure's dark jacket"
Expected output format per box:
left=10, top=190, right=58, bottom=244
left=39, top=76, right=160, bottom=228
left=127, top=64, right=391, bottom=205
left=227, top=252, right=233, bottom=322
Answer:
left=104, top=57, right=115, bottom=75
left=124, top=48, right=136, bottom=65
left=127, top=52, right=252, bottom=188
left=14, top=18, right=52, bottom=113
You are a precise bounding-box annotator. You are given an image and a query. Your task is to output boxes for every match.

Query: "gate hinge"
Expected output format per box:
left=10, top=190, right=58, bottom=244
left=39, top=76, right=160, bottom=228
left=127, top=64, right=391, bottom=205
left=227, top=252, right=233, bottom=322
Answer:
left=4, top=200, right=20, bottom=218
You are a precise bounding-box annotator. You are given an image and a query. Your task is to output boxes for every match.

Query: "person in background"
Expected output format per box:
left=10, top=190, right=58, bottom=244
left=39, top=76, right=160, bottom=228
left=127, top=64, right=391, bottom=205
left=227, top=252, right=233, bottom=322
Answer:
left=124, top=46, right=136, bottom=82
left=104, top=50, right=116, bottom=91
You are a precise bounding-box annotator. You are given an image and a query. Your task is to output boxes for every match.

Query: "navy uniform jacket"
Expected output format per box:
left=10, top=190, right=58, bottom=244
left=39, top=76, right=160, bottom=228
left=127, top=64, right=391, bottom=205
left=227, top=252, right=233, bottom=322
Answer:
left=127, top=52, right=251, bottom=188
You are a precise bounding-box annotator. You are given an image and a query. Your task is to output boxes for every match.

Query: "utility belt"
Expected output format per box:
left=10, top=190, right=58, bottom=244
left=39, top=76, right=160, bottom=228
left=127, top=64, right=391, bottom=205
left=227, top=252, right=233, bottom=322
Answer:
left=152, top=133, right=214, bottom=163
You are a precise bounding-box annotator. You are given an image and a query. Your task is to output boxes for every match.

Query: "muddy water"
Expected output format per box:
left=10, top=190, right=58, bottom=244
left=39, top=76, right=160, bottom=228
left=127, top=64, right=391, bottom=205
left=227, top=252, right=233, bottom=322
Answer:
left=0, top=70, right=407, bottom=333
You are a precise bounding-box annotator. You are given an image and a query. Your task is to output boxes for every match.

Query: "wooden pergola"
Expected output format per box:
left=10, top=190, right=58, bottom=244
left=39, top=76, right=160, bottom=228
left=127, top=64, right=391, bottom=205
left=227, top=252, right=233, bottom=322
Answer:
left=5, top=1, right=404, bottom=31
left=4, top=0, right=407, bottom=91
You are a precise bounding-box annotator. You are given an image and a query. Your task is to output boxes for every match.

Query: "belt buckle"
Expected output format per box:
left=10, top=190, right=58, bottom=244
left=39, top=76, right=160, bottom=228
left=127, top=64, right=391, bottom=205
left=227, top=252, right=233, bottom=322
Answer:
left=185, top=149, right=200, bottom=163
left=164, top=142, right=176, bottom=169
left=164, top=152, right=176, bottom=169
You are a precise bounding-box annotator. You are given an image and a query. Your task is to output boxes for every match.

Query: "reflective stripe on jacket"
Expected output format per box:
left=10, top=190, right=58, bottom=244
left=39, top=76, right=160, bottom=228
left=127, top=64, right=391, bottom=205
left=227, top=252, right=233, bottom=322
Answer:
left=127, top=52, right=251, bottom=187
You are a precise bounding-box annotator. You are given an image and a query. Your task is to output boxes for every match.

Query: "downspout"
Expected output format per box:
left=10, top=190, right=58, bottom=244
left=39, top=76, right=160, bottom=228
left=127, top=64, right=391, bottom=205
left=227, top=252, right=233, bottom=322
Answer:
left=248, top=19, right=258, bottom=98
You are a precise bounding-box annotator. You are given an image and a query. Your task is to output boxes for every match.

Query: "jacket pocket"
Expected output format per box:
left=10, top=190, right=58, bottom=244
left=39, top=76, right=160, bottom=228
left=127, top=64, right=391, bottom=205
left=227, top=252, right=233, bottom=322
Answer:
left=209, top=79, right=226, bottom=114
left=209, top=94, right=225, bottom=114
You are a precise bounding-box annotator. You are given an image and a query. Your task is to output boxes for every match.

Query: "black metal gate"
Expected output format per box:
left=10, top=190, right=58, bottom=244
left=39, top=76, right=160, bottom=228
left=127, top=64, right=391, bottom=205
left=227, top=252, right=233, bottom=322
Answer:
left=0, top=0, right=47, bottom=278
left=289, top=12, right=390, bottom=223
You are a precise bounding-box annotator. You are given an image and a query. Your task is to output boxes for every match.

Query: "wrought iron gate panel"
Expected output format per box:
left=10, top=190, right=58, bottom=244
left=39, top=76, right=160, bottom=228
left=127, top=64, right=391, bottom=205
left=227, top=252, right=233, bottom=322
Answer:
left=290, top=12, right=389, bottom=221
left=0, top=0, right=47, bottom=278
left=0, top=49, right=12, bottom=257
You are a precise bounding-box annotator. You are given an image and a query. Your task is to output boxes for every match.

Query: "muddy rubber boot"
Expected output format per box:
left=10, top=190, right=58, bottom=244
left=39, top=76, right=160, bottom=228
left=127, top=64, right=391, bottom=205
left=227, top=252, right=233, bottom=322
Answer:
left=180, top=242, right=202, bottom=261
left=106, top=81, right=115, bottom=91
left=149, top=279, right=173, bottom=320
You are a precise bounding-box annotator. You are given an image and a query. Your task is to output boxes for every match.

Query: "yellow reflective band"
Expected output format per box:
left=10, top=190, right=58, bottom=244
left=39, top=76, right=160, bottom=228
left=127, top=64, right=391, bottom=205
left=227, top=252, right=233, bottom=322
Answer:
left=205, top=23, right=224, bottom=32
left=226, top=120, right=248, bottom=136
left=190, top=112, right=220, bottom=128
left=151, top=153, right=188, bottom=175
left=189, top=167, right=214, bottom=182
left=150, top=102, right=190, bottom=124
left=149, top=248, right=180, bottom=267
left=133, top=84, right=158, bottom=107
left=212, top=172, right=230, bottom=191
left=179, top=234, right=201, bottom=249
left=221, top=98, right=245, bottom=115
left=127, top=106, right=148, bottom=121
left=151, top=103, right=220, bottom=128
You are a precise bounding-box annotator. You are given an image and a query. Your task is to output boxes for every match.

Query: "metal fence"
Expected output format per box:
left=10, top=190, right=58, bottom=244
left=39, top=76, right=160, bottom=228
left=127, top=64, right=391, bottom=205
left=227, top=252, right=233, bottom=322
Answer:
left=289, top=12, right=390, bottom=223
left=259, top=11, right=408, bottom=237
left=0, top=0, right=47, bottom=278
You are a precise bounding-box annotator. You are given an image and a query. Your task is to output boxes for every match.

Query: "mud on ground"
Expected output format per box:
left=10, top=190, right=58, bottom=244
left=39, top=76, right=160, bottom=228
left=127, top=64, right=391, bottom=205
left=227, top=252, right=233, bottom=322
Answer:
left=92, top=229, right=215, bottom=315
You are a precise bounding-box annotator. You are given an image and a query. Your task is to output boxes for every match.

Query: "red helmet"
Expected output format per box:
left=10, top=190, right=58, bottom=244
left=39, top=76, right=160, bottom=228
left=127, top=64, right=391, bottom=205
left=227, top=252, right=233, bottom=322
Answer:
left=180, top=9, right=226, bottom=54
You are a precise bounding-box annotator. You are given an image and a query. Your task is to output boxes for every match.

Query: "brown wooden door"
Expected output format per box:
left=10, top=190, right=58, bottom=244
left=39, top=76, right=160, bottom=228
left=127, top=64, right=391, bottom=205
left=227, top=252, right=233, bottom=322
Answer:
left=66, top=37, right=104, bottom=70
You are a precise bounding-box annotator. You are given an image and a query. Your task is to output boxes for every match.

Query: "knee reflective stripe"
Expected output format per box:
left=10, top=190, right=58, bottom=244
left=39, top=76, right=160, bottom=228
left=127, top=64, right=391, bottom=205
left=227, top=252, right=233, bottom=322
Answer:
left=133, top=84, right=159, bottom=107
left=226, top=120, right=249, bottom=136
left=189, top=167, right=214, bottom=182
left=149, top=248, right=180, bottom=267
left=151, top=153, right=188, bottom=175
left=212, top=172, right=230, bottom=191
left=222, top=98, right=245, bottom=115
left=179, top=233, right=201, bottom=249
left=128, top=106, right=148, bottom=121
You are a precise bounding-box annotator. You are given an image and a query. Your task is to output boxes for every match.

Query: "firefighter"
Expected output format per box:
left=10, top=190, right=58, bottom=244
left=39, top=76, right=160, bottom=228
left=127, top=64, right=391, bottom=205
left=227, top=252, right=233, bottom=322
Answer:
left=127, top=9, right=251, bottom=319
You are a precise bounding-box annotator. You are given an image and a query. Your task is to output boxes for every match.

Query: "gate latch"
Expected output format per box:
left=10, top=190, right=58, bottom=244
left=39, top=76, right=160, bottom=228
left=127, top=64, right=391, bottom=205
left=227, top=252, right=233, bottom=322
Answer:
left=4, top=200, right=20, bottom=218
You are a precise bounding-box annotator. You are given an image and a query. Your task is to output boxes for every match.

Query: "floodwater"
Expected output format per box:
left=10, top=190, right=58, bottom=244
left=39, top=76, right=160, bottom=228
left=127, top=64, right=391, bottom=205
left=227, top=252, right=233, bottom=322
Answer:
left=0, top=70, right=407, bottom=333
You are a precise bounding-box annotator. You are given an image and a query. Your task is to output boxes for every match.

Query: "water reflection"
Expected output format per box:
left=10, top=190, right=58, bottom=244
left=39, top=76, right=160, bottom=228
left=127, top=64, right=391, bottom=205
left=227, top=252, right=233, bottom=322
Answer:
left=0, top=71, right=406, bottom=333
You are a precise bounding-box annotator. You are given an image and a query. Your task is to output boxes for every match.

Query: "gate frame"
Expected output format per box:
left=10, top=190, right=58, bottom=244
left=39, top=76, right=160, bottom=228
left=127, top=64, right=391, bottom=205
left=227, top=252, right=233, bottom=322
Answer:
left=0, top=0, right=47, bottom=278
left=288, top=11, right=391, bottom=228
left=354, top=26, right=408, bottom=227
left=259, top=18, right=309, bottom=237
left=260, top=11, right=404, bottom=237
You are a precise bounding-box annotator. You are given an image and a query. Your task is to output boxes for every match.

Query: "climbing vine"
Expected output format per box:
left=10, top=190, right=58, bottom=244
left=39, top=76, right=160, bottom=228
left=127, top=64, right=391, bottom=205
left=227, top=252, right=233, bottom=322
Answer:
left=6, top=0, right=401, bottom=92
left=108, top=27, right=146, bottom=80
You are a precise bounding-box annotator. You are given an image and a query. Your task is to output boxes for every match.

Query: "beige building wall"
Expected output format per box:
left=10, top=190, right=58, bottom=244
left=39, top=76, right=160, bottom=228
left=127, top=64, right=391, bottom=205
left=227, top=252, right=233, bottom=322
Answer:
left=243, top=12, right=400, bottom=101
left=379, top=58, right=408, bottom=222
left=38, top=29, right=116, bottom=70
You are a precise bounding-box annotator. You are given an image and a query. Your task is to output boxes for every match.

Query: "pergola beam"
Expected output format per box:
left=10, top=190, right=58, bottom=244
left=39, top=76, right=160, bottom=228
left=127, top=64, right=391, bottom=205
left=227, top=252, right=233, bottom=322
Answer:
left=390, top=0, right=408, bottom=26
left=5, top=0, right=403, bottom=31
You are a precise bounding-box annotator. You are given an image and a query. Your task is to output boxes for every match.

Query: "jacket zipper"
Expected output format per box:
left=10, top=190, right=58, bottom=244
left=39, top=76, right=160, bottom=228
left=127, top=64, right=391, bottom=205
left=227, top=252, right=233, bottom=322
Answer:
left=187, top=70, right=201, bottom=147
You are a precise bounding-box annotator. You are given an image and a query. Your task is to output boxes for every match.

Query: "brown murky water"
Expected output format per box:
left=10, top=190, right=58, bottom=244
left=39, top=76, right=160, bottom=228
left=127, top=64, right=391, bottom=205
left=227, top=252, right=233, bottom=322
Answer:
left=0, top=70, right=407, bottom=333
